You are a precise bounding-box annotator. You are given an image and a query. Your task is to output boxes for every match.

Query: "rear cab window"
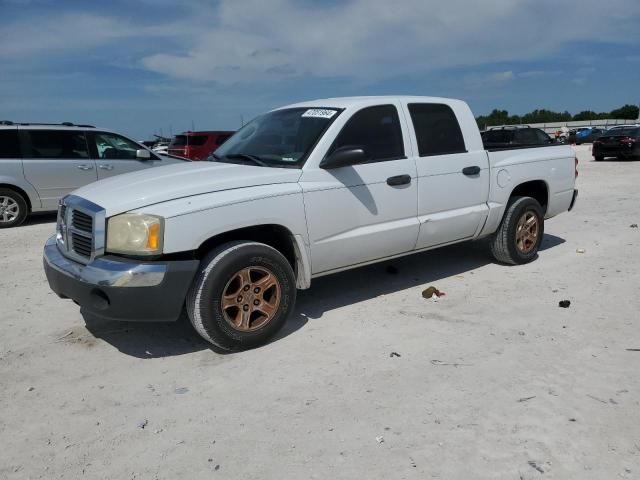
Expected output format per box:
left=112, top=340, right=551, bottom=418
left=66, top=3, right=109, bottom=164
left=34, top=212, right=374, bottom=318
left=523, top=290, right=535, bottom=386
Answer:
left=408, top=103, right=466, bottom=156
left=20, top=130, right=89, bottom=159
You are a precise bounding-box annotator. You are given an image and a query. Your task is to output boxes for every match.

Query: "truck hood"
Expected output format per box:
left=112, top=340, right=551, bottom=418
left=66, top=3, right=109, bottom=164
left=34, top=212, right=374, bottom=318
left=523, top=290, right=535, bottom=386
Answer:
left=72, top=162, right=302, bottom=217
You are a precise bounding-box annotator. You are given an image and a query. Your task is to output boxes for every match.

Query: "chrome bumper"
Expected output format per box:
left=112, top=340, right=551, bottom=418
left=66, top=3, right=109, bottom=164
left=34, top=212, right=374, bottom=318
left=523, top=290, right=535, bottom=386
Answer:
left=43, top=235, right=166, bottom=288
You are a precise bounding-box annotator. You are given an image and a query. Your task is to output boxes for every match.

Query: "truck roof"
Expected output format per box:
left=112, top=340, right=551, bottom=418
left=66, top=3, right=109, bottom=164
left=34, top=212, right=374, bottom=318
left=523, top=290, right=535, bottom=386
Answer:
left=278, top=95, right=466, bottom=110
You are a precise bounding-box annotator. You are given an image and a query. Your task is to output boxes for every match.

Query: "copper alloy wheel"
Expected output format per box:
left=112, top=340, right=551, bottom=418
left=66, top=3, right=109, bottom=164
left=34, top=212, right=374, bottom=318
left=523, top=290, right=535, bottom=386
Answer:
left=515, top=211, right=539, bottom=254
left=220, top=266, right=282, bottom=332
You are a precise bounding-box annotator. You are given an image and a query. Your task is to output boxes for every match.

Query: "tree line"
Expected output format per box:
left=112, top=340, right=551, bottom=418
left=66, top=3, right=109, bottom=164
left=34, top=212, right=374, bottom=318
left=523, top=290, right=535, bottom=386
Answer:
left=476, top=104, right=639, bottom=128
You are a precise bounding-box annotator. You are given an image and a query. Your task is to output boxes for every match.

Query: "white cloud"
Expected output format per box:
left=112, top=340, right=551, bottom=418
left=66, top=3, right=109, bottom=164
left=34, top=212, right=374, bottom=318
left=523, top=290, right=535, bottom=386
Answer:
left=137, top=0, right=640, bottom=84
left=0, top=12, right=185, bottom=58
left=2, top=0, right=639, bottom=86
left=464, top=71, right=514, bottom=90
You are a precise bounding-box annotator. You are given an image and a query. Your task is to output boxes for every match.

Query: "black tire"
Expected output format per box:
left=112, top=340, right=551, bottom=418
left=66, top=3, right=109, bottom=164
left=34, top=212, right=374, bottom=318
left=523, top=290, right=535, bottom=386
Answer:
left=594, top=156, right=604, bottom=162
left=0, top=188, right=28, bottom=228
left=186, top=241, right=296, bottom=351
left=490, top=196, right=544, bottom=265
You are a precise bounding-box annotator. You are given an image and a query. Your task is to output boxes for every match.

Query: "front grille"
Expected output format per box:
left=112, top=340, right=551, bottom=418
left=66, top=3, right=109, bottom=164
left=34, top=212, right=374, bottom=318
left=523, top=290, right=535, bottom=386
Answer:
left=71, top=233, right=92, bottom=258
left=56, top=195, right=105, bottom=264
left=72, top=210, right=93, bottom=233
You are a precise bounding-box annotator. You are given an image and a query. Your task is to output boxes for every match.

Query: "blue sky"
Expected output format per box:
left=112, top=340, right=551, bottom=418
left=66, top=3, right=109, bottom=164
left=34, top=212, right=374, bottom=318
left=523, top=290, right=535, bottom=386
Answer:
left=1, top=0, right=639, bottom=139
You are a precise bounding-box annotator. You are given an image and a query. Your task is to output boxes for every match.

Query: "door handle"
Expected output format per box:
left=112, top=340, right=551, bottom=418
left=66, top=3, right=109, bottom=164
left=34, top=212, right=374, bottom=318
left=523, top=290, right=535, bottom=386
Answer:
left=386, top=174, right=412, bottom=186
left=462, top=166, right=481, bottom=176
left=77, top=164, right=93, bottom=171
left=98, top=164, right=114, bottom=171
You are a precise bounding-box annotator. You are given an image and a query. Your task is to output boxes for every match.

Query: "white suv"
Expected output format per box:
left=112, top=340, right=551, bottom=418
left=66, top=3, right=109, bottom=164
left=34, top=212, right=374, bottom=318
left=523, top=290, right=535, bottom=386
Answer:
left=0, top=121, right=185, bottom=227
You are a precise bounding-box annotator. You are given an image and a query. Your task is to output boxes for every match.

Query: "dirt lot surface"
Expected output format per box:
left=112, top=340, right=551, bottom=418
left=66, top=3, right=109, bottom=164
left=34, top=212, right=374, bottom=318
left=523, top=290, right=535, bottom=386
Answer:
left=1, top=146, right=639, bottom=479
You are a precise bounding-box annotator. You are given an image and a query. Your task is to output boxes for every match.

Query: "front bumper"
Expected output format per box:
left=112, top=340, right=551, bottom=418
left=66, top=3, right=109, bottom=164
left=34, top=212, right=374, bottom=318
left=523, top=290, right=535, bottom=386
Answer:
left=43, top=236, right=199, bottom=322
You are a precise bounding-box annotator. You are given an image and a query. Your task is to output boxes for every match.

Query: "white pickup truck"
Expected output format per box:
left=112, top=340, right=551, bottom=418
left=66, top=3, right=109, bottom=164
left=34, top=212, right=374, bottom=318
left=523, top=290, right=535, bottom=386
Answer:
left=44, top=96, right=578, bottom=350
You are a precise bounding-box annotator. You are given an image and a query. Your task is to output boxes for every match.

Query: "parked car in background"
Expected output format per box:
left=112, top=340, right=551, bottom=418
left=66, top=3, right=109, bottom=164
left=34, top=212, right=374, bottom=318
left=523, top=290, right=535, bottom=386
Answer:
left=168, top=131, right=234, bottom=160
left=567, top=127, right=603, bottom=144
left=151, top=142, right=170, bottom=155
left=0, top=122, right=186, bottom=228
left=573, top=127, right=605, bottom=145
left=607, top=124, right=640, bottom=132
left=593, top=126, right=639, bottom=161
left=43, top=96, right=577, bottom=351
left=481, top=126, right=554, bottom=149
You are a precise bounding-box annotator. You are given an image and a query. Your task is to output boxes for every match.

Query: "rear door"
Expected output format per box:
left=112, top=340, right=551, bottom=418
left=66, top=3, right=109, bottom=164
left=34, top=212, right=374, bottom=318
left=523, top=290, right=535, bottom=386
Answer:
left=87, top=131, right=164, bottom=179
left=20, top=129, right=96, bottom=210
left=404, top=102, right=490, bottom=249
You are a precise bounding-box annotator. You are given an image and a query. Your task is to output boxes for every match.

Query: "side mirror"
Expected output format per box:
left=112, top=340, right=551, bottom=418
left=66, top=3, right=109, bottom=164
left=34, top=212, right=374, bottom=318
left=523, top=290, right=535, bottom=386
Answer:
left=136, top=149, right=151, bottom=160
left=320, top=146, right=366, bottom=169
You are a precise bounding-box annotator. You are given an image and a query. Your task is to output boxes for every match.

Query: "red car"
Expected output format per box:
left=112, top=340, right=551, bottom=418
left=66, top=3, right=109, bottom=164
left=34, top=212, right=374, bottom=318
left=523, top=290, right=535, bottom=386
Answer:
left=168, top=131, right=234, bottom=160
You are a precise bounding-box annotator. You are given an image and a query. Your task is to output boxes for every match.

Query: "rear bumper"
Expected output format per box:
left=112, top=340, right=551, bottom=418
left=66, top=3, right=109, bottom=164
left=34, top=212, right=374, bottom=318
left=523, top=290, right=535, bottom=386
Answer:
left=593, top=145, right=640, bottom=158
left=43, top=236, right=199, bottom=322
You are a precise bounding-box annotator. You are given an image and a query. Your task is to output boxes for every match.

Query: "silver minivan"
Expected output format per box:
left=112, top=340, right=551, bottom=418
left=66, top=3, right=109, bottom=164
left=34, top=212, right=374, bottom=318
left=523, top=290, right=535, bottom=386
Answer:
left=0, top=122, right=186, bottom=227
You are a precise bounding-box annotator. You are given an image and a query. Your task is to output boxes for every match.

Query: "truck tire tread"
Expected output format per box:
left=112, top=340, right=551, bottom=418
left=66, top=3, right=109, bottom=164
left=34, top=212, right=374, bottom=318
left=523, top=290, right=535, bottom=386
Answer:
left=490, top=196, right=544, bottom=265
left=186, top=240, right=296, bottom=351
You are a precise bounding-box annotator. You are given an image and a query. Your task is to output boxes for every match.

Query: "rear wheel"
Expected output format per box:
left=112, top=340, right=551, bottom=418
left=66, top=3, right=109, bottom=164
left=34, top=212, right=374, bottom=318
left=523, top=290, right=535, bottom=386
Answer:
left=187, top=241, right=296, bottom=351
left=0, top=188, right=28, bottom=228
left=491, top=196, right=544, bottom=265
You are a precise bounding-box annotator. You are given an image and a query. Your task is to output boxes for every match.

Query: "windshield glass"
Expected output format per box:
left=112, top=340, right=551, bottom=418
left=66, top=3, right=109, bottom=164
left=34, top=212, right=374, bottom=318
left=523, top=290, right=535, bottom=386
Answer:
left=213, top=107, right=341, bottom=167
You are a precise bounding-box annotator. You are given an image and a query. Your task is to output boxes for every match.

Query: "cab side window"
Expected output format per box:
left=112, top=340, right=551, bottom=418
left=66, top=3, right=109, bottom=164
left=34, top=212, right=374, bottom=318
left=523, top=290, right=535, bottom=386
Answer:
left=408, top=103, right=466, bottom=156
left=329, top=105, right=404, bottom=163
left=21, top=130, right=89, bottom=159
left=514, top=129, right=539, bottom=145
left=535, top=129, right=552, bottom=144
left=91, top=132, right=141, bottom=160
left=0, top=130, right=21, bottom=158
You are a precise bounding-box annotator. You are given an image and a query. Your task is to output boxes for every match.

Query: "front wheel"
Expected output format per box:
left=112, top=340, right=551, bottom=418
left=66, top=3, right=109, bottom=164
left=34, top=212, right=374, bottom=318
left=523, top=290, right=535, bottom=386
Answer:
left=490, top=196, right=544, bottom=265
left=187, top=241, right=297, bottom=351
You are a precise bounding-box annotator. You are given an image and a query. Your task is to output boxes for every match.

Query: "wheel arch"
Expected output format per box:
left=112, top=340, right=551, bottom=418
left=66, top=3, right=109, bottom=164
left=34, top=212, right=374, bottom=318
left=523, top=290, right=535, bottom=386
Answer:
left=508, top=179, right=549, bottom=213
left=195, top=224, right=311, bottom=289
left=0, top=183, right=33, bottom=212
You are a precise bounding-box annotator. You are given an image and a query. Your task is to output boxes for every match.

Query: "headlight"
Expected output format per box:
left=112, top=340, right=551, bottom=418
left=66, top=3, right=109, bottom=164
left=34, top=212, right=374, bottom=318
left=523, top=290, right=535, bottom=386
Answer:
left=106, top=213, right=164, bottom=255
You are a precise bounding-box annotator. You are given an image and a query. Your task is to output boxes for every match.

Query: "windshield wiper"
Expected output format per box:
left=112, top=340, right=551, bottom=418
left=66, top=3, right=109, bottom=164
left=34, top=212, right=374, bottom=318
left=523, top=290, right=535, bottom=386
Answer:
left=224, top=153, right=270, bottom=167
left=208, top=152, right=222, bottom=161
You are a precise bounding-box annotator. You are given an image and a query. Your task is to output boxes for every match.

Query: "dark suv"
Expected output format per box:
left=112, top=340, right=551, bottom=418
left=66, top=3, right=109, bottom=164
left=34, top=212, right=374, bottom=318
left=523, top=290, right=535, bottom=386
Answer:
left=481, top=126, right=554, bottom=150
left=592, top=127, right=639, bottom=161
left=168, top=131, right=234, bottom=161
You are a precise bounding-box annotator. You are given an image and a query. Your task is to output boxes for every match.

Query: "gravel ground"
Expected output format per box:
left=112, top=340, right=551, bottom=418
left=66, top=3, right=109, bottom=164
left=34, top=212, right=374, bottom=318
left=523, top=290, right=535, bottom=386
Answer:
left=1, top=146, right=639, bottom=479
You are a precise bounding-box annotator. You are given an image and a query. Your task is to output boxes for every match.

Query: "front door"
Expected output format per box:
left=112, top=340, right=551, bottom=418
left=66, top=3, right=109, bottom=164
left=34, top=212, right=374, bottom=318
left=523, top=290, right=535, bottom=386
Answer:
left=20, top=129, right=97, bottom=210
left=403, top=102, right=490, bottom=249
left=88, top=131, right=164, bottom=179
left=300, top=104, right=419, bottom=274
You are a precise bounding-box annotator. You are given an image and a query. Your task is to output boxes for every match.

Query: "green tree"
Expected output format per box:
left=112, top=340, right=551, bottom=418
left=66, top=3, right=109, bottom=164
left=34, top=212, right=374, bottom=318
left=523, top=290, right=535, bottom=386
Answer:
left=572, top=110, right=599, bottom=121
left=610, top=104, right=639, bottom=120
left=476, top=104, right=639, bottom=127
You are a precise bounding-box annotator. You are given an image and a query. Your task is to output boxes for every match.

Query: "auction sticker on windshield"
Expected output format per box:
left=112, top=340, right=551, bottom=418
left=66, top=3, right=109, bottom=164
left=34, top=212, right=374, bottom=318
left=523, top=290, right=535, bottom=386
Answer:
left=302, top=109, right=338, bottom=119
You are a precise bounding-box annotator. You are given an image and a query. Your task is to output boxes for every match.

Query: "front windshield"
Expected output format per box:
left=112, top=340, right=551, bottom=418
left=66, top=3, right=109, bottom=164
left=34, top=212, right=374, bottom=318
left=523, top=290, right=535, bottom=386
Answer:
left=212, top=107, right=341, bottom=167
